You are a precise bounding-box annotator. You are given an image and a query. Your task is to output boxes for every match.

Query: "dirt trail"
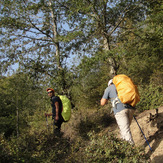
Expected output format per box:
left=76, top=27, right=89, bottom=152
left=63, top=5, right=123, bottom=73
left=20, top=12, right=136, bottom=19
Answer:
left=63, top=106, right=163, bottom=162
left=130, top=106, right=163, bottom=162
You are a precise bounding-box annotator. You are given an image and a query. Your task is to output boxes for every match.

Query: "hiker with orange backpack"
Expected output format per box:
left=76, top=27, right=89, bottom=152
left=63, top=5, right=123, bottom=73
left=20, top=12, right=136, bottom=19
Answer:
left=45, top=88, right=65, bottom=134
left=101, top=75, right=140, bottom=144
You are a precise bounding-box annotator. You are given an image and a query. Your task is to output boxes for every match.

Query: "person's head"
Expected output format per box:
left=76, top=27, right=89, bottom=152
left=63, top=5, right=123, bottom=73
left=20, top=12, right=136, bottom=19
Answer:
left=47, top=88, right=55, bottom=97
left=108, top=79, right=113, bottom=87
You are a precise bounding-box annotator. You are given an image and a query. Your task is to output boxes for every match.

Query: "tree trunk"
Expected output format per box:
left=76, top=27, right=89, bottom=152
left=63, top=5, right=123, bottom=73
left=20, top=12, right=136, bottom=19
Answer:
left=16, top=94, right=19, bottom=138
left=49, top=1, right=62, bottom=70
left=103, top=36, right=118, bottom=78
left=49, top=1, right=66, bottom=94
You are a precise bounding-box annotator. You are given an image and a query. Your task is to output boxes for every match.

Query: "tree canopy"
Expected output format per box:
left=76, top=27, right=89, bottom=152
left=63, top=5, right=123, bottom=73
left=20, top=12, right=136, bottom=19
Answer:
left=0, top=0, right=162, bottom=136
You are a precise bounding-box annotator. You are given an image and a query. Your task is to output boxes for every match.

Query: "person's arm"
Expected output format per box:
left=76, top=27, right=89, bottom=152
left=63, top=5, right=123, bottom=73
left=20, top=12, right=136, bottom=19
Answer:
left=101, top=87, right=110, bottom=106
left=100, top=98, right=108, bottom=106
left=55, top=101, right=59, bottom=121
left=45, top=113, right=52, bottom=117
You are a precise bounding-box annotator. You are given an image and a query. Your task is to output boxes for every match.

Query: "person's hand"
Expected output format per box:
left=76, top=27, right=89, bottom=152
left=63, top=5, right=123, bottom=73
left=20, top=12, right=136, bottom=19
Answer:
left=55, top=115, right=59, bottom=121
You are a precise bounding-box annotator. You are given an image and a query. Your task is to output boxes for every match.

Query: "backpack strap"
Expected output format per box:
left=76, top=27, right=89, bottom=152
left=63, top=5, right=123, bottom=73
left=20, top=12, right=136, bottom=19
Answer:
left=110, top=97, right=121, bottom=113
left=123, top=103, right=136, bottom=109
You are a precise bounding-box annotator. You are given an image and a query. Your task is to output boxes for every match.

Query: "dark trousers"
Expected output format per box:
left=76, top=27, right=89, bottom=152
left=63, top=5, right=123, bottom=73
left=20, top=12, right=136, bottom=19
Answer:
left=53, top=115, right=64, bottom=133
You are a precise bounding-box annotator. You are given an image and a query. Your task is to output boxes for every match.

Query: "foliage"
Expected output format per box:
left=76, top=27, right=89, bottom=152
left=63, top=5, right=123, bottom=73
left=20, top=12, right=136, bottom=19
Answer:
left=0, top=104, right=70, bottom=163
left=132, top=70, right=163, bottom=112
left=0, top=0, right=75, bottom=93
left=65, top=108, right=150, bottom=163
left=81, top=133, right=149, bottom=163
left=71, top=52, right=114, bottom=109
left=137, top=72, right=163, bottom=111
left=0, top=0, right=150, bottom=78
left=0, top=0, right=162, bottom=162
left=49, top=67, right=75, bottom=96
left=116, top=0, right=163, bottom=85
left=0, top=131, right=70, bottom=163
left=0, top=73, right=48, bottom=138
left=1, top=106, right=150, bottom=163
left=65, top=0, right=148, bottom=75
left=71, top=107, right=114, bottom=140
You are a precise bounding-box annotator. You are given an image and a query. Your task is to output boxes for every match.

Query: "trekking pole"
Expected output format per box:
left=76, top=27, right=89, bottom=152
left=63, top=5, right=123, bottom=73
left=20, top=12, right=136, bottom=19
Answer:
left=133, top=115, right=152, bottom=152
left=46, top=116, right=49, bottom=130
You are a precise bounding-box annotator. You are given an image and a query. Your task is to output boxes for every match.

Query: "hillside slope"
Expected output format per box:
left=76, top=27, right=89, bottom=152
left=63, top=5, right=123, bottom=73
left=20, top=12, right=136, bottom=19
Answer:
left=63, top=106, right=163, bottom=162
left=130, top=106, right=163, bottom=162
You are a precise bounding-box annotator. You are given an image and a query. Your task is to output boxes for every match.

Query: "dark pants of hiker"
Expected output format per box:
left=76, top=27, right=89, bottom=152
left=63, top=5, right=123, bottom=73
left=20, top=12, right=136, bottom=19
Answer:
left=53, top=115, right=64, bottom=134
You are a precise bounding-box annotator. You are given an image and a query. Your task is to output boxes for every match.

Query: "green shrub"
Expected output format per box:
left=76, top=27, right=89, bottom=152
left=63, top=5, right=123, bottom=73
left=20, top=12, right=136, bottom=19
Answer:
left=0, top=131, right=70, bottom=163
left=137, top=84, right=163, bottom=112
left=66, top=131, right=149, bottom=163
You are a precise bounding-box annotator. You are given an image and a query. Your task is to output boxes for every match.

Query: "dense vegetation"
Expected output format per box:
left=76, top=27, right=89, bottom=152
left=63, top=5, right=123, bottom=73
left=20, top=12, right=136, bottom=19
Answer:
left=0, top=0, right=162, bottom=162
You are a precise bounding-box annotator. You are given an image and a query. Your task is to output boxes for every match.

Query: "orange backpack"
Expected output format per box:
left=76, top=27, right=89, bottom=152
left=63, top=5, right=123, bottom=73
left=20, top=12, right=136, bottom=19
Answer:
left=113, top=74, right=140, bottom=107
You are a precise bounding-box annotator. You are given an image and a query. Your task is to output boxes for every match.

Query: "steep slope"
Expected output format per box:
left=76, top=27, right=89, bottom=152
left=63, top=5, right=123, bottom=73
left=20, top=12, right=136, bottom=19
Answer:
left=131, top=106, right=163, bottom=162
left=62, top=106, right=163, bottom=162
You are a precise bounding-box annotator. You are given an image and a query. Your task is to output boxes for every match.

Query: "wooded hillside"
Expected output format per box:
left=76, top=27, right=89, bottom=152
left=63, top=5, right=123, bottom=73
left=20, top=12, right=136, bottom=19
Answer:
left=0, top=0, right=162, bottom=162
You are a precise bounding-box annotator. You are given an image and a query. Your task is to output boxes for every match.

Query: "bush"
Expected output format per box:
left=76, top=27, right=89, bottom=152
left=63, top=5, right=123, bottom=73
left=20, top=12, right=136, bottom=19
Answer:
left=66, top=131, right=149, bottom=163
left=0, top=131, right=70, bottom=163
left=137, top=84, right=163, bottom=112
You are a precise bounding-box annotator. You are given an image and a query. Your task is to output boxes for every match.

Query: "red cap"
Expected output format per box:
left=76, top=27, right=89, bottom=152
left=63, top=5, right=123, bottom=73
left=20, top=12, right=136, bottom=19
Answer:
left=46, top=88, right=55, bottom=93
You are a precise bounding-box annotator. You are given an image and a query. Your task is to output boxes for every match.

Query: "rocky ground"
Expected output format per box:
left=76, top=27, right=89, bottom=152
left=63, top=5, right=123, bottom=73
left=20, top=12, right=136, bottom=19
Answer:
left=130, top=106, right=163, bottom=163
